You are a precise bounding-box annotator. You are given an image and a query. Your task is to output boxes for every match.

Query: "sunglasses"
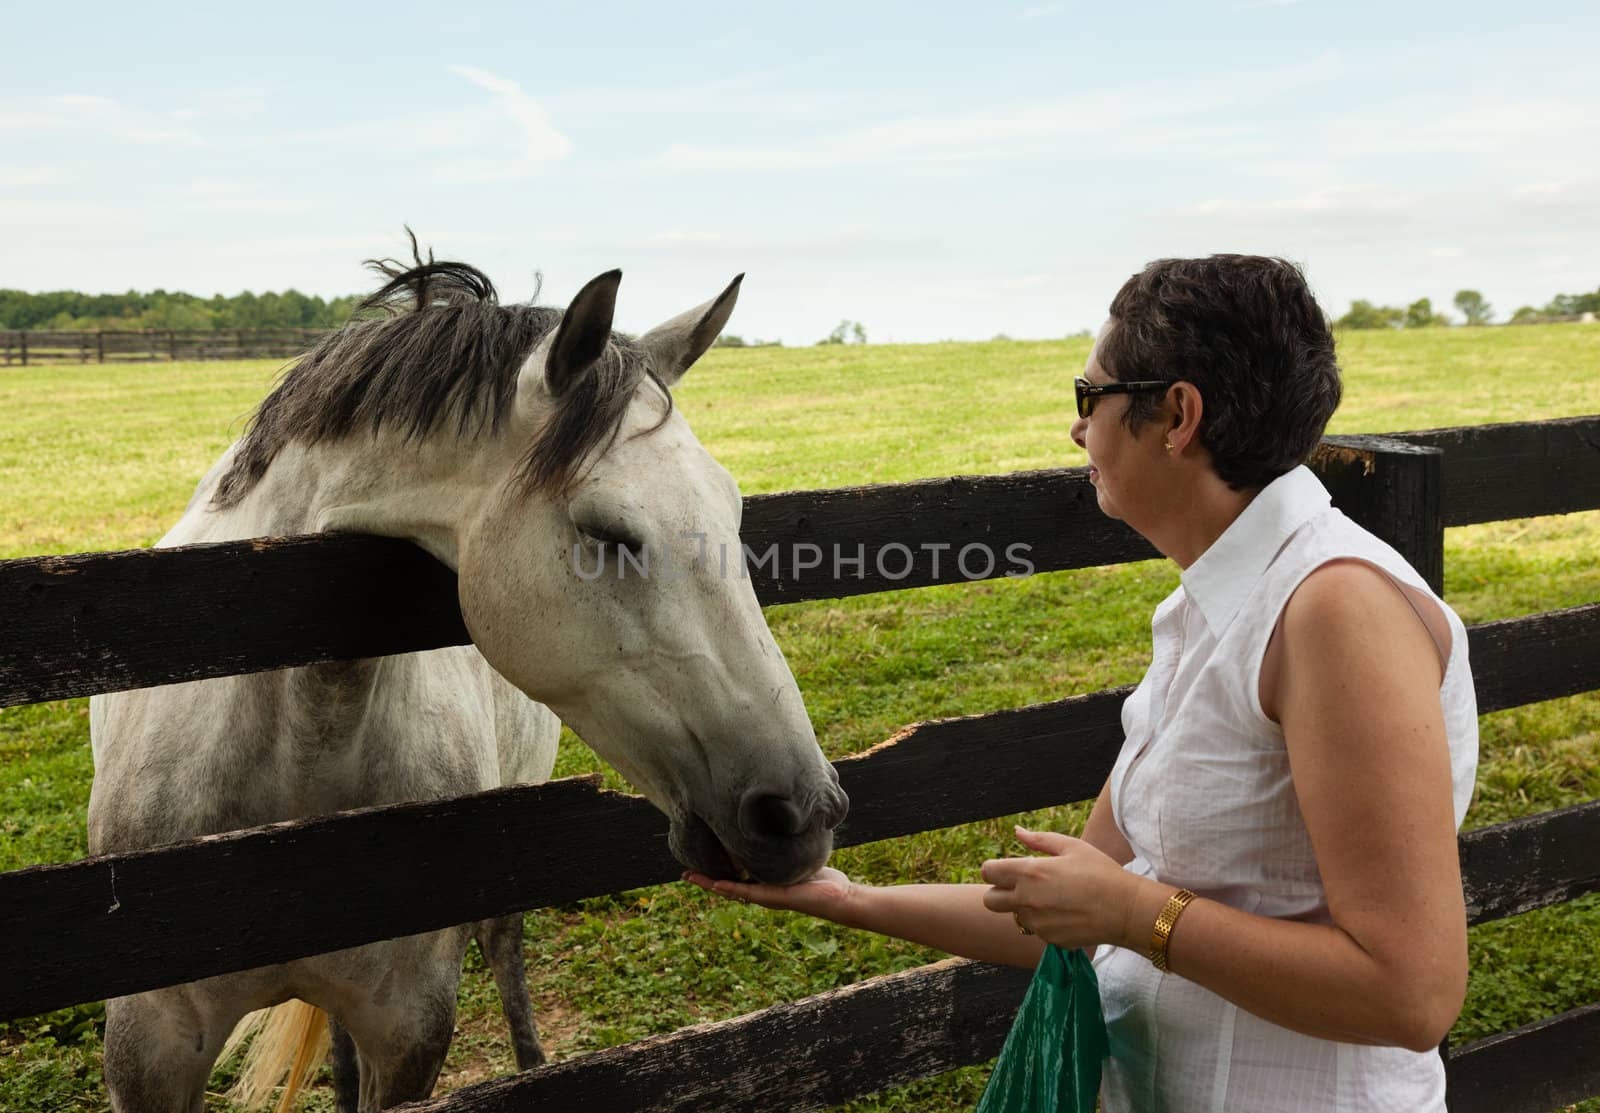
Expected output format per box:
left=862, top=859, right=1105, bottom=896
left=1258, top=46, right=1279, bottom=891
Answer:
left=1074, top=377, right=1172, bottom=419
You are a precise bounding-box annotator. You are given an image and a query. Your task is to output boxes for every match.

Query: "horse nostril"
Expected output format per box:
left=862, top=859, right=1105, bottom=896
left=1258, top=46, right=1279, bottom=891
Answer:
left=740, top=793, right=807, bottom=840
left=825, top=786, right=850, bottom=829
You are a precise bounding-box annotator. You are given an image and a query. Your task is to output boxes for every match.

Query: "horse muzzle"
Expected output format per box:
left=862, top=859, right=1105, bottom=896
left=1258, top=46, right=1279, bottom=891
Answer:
left=671, top=782, right=849, bottom=886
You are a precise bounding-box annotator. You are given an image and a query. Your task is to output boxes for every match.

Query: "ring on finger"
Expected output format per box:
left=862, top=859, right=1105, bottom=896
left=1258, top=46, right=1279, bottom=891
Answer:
left=1014, top=911, right=1034, bottom=936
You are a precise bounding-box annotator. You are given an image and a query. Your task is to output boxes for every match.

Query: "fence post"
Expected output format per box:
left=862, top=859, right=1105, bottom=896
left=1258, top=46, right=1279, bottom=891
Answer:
left=18, top=331, right=27, bottom=368
left=97, top=331, right=105, bottom=364
left=1311, top=435, right=1445, bottom=594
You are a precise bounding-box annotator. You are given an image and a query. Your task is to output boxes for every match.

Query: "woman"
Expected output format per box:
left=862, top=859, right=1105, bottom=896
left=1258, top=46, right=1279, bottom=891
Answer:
left=688, top=255, right=1479, bottom=1111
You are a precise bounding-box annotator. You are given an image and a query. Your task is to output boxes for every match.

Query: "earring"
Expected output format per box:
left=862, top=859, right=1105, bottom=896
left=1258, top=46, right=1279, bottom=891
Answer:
left=1164, top=439, right=1174, bottom=452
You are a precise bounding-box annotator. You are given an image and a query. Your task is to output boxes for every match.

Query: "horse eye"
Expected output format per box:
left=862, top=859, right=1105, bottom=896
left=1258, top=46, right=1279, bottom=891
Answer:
left=578, top=524, right=642, bottom=555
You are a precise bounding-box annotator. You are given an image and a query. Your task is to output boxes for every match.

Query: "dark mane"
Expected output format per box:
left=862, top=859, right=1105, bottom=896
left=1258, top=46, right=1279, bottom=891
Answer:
left=212, top=238, right=666, bottom=508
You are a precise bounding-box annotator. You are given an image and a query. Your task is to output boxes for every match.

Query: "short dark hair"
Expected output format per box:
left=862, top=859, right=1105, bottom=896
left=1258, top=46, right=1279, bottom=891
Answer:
left=1098, top=255, right=1341, bottom=490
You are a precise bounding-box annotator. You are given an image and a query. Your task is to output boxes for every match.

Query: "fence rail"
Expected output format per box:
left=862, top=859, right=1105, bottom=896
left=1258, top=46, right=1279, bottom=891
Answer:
left=0, top=328, right=329, bottom=365
left=6, top=418, right=1596, bottom=708
left=389, top=968, right=1600, bottom=1113
left=0, top=415, right=1596, bottom=1109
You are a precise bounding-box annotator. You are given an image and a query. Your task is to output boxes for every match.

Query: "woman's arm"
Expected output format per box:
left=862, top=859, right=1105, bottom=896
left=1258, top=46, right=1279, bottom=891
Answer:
left=685, top=776, right=1128, bottom=969
left=1178, top=559, right=1467, bottom=1050
left=986, top=559, right=1468, bottom=1051
left=683, top=868, right=1047, bottom=968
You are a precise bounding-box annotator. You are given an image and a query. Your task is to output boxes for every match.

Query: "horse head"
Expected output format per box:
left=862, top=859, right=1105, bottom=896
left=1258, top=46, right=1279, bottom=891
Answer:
left=455, top=270, right=848, bottom=885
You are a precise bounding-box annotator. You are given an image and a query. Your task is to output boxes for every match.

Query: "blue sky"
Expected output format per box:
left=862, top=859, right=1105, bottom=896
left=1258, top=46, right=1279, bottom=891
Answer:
left=2, top=1, right=1596, bottom=343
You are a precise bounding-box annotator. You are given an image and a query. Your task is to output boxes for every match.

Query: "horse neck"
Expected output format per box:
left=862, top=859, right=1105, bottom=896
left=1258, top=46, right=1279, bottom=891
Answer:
left=163, top=432, right=501, bottom=801
left=170, top=431, right=500, bottom=568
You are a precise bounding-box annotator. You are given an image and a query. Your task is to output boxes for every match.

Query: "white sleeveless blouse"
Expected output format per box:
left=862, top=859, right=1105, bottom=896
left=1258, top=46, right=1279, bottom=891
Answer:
left=1096, top=464, right=1479, bottom=1112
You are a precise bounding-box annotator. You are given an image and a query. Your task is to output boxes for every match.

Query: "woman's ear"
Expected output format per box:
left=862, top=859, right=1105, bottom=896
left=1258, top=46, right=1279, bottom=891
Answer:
left=1166, top=381, right=1204, bottom=454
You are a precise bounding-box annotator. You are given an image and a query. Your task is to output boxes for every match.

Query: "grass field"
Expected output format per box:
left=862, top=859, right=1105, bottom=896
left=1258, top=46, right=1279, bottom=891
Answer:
left=2, top=323, right=1598, bottom=1111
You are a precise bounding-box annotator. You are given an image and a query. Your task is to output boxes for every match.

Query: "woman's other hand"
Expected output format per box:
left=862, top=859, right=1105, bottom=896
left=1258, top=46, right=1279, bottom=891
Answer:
left=683, top=866, right=858, bottom=921
left=982, top=826, right=1161, bottom=951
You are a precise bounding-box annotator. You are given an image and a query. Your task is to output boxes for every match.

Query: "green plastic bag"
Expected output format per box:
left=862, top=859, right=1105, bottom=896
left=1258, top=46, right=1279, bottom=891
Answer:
left=975, top=945, right=1109, bottom=1113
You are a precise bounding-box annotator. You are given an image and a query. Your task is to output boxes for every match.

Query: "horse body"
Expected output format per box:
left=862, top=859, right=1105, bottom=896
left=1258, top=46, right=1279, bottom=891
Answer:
left=91, top=434, right=563, bottom=1112
left=87, top=252, right=846, bottom=1112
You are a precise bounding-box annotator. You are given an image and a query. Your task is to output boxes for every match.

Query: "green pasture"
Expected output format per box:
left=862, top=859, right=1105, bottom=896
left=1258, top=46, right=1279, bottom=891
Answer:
left=2, top=323, right=1598, bottom=1111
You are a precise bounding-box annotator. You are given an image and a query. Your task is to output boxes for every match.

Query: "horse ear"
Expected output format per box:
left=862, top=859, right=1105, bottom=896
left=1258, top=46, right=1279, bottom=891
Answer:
left=638, top=274, right=743, bottom=386
left=547, top=269, right=622, bottom=395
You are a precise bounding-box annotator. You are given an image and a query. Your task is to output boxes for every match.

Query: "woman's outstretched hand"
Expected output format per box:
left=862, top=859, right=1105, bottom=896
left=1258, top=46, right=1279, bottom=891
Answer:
left=982, top=825, right=1159, bottom=950
left=682, top=866, right=858, bottom=923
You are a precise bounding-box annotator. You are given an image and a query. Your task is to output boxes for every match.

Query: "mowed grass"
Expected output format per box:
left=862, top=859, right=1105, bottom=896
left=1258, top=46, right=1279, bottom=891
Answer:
left=2, top=323, right=1598, bottom=1111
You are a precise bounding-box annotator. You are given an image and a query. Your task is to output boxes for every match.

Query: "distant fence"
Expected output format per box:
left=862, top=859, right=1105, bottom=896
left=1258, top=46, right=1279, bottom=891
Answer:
left=0, top=417, right=1597, bottom=1112
left=0, top=328, right=330, bottom=365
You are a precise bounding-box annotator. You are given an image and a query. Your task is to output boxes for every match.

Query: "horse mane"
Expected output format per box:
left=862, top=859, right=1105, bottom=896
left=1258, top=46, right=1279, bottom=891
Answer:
left=212, top=233, right=667, bottom=508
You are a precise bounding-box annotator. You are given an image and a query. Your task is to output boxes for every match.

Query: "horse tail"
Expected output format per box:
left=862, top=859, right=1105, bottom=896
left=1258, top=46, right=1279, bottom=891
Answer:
left=220, top=1000, right=332, bottom=1112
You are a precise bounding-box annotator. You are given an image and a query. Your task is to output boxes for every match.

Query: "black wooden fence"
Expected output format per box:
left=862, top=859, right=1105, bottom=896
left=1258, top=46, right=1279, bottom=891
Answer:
left=0, top=328, right=329, bottom=365
left=1, top=416, right=1597, bottom=1113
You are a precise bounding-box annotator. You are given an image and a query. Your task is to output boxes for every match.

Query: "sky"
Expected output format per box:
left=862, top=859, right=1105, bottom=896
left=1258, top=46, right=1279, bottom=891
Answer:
left=2, top=1, right=1597, bottom=345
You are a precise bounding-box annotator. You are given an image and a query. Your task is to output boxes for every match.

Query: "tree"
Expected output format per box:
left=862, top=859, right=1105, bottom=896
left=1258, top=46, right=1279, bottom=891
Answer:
left=1510, top=306, right=1542, bottom=324
left=1544, top=287, right=1600, bottom=317
left=817, top=319, right=867, bottom=345
left=1335, top=300, right=1404, bottom=330
left=143, top=296, right=214, bottom=331
left=0, top=286, right=364, bottom=330
left=1453, top=289, right=1493, bottom=326
left=1403, top=298, right=1450, bottom=328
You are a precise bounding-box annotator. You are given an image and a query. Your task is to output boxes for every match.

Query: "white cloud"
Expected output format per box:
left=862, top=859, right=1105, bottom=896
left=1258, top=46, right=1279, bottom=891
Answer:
left=1173, top=186, right=1423, bottom=233
left=172, top=86, right=268, bottom=123
left=181, top=179, right=252, bottom=197
left=198, top=198, right=317, bottom=215
left=446, top=64, right=572, bottom=164
left=616, top=227, right=939, bottom=263
left=285, top=65, right=572, bottom=185
left=0, top=167, right=63, bottom=188
left=1509, top=176, right=1600, bottom=218
left=1321, top=96, right=1592, bottom=158
left=656, top=52, right=1348, bottom=173
left=998, top=273, right=1057, bottom=290
left=0, top=199, right=117, bottom=228
left=170, top=179, right=313, bottom=214
left=0, top=93, right=203, bottom=146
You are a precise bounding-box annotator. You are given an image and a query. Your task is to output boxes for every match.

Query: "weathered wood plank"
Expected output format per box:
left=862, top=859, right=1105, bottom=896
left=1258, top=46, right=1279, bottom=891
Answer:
left=0, top=692, right=1594, bottom=1020
left=0, top=687, right=1123, bottom=1020
left=392, top=957, right=1031, bottom=1113
left=1391, top=416, right=1600, bottom=526
left=1445, top=1002, right=1600, bottom=1113
left=1459, top=799, right=1600, bottom=923
left=0, top=434, right=1491, bottom=708
left=1313, top=435, right=1444, bottom=592
left=740, top=466, right=1156, bottom=604
left=0, top=774, right=662, bottom=1022
left=1469, top=602, right=1600, bottom=713
left=394, top=967, right=1600, bottom=1113
left=0, top=535, right=473, bottom=707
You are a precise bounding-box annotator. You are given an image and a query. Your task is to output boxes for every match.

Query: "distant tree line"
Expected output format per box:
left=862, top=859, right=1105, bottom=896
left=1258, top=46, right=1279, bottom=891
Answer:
left=0, top=288, right=362, bottom=331
left=1336, top=284, right=1599, bottom=330
left=1509, top=285, right=1600, bottom=324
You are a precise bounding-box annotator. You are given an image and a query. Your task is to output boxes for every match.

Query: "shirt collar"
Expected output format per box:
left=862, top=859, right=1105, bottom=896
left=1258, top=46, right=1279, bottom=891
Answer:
left=1180, top=465, right=1331, bottom=636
